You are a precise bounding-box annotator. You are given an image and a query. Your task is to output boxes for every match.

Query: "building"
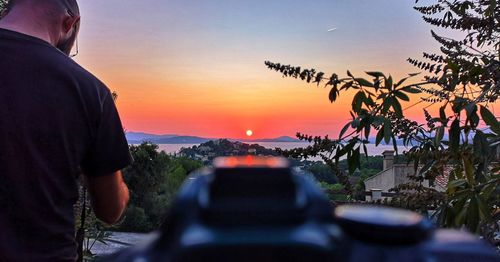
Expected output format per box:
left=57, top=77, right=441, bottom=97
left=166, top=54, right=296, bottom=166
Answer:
left=364, top=150, right=449, bottom=201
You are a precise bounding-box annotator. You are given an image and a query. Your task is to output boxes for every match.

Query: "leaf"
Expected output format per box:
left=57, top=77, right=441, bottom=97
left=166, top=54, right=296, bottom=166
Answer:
left=481, top=183, right=497, bottom=200
left=462, top=158, right=475, bottom=186
left=355, top=78, right=374, bottom=87
left=329, top=87, right=338, bottom=102
left=364, top=124, right=371, bottom=139
left=376, top=126, right=384, bottom=146
left=352, top=91, right=365, bottom=112
left=385, top=76, right=393, bottom=90
left=392, top=98, right=403, bottom=117
left=455, top=195, right=469, bottom=226
left=473, top=130, right=489, bottom=161
left=344, top=141, right=356, bottom=153
left=394, top=91, right=410, bottom=101
left=340, top=81, right=353, bottom=91
left=465, top=103, right=477, bottom=118
left=373, top=116, right=384, bottom=126
left=339, top=122, right=351, bottom=139
left=419, top=160, right=434, bottom=175
left=382, top=97, right=393, bottom=114
left=470, top=113, right=480, bottom=129
left=383, top=120, right=392, bottom=144
left=347, top=70, right=353, bottom=78
left=314, top=72, right=325, bottom=86
left=377, top=92, right=388, bottom=100
left=402, top=86, right=421, bottom=94
left=353, top=147, right=360, bottom=168
left=366, top=71, right=385, bottom=78
left=97, top=239, right=108, bottom=245
left=466, top=195, right=479, bottom=233
left=395, top=77, right=409, bottom=88
left=348, top=147, right=360, bottom=175
left=476, top=195, right=490, bottom=222
left=439, top=106, right=446, bottom=121
left=391, top=136, right=398, bottom=154
left=447, top=179, right=466, bottom=191
left=413, top=156, right=419, bottom=173
left=480, top=106, right=500, bottom=134
left=435, top=126, right=444, bottom=145
left=449, top=119, right=460, bottom=152
left=364, top=89, right=375, bottom=98
left=351, top=118, right=361, bottom=129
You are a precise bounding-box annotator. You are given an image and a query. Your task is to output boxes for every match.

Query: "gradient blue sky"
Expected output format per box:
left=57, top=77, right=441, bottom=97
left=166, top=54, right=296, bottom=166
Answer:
left=73, top=0, right=488, bottom=138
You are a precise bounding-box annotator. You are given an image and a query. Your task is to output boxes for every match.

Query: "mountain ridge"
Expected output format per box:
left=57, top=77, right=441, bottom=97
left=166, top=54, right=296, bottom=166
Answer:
left=126, top=132, right=301, bottom=144
left=127, top=131, right=420, bottom=145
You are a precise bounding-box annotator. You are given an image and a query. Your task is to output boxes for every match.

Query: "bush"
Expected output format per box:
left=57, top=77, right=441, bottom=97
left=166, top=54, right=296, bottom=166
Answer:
left=120, top=205, right=152, bottom=232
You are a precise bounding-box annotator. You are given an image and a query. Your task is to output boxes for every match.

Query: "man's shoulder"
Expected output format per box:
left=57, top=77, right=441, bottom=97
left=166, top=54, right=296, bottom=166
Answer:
left=62, top=57, right=108, bottom=91
left=0, top=28, right=109, bottom=95
left=54, top=55, right=112, bottom=103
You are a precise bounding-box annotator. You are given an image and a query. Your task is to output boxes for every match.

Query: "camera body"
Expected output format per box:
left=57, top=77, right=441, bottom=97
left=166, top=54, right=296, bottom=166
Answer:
left=107, top=156, right=498, bottom=262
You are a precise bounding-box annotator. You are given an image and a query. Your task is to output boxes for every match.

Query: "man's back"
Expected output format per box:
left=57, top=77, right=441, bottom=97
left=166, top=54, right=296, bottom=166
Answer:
left=0, top=28, right=131, bottom=261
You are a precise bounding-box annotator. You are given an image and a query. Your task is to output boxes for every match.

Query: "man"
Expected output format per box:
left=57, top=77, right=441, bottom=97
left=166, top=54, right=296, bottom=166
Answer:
left=0, top=0, right=132, bottom=261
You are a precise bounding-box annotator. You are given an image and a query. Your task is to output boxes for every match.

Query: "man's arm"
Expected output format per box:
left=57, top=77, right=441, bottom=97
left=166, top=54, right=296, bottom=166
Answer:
left=86, top=171, right=129, bottom=225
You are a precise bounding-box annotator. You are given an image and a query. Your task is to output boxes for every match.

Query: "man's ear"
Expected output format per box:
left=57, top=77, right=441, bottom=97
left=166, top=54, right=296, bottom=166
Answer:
left=62, top=14, right=80, bottom=34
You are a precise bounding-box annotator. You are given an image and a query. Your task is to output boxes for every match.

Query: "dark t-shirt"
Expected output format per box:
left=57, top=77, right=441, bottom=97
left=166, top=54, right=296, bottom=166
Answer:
left=0, top=28, right=132, bottom=261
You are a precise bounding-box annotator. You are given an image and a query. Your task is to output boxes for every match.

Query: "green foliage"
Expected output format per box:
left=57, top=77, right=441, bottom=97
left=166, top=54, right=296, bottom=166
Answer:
left=320, top=182, right=344, bottom=191
left=74, top=186, right=115, bottom=261
left=267, top=0, right=500, bottom=243
left=303, top=156, right=390, bottom=201
left=82, top=217, right=113, bottom=260
left=119, top=143, right=203, bottom=232
left=304, top=161, right=338, bottom=184
left=119, top=205, right=151, bottom=233
left=123, top=143, right=170, bottom=204
left=319, top=182, right=349, bottom=201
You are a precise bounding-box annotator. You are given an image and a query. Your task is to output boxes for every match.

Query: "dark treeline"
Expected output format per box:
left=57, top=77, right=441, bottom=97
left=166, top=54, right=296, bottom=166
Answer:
left=115, top=141, right=394, bottom=232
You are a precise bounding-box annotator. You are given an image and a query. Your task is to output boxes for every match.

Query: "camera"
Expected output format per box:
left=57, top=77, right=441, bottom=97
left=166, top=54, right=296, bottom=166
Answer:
left=106, top=156, right=498, bottom=262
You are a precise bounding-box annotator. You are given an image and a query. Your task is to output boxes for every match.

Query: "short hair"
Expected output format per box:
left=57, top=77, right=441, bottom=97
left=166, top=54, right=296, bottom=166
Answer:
left=9, top=0, right=79, bottom=16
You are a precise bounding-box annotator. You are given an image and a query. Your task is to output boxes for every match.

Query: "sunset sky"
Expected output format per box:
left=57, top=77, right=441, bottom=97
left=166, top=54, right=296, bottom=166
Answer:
left=73, top=0, right=495, bottom=139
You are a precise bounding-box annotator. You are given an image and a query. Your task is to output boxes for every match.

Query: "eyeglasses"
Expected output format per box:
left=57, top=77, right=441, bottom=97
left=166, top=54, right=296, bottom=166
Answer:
left=70, top=35, right=79, bottom=58
left=67, top=9, right=79, bottom=58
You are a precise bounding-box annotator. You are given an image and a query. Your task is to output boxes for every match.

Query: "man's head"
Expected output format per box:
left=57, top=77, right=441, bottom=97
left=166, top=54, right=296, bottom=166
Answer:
left=3, top=0, right=80, bottom=55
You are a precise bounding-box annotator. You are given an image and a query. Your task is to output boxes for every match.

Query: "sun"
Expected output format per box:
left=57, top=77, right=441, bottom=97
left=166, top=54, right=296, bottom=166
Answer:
left=246, top=129, right=253, bottom=137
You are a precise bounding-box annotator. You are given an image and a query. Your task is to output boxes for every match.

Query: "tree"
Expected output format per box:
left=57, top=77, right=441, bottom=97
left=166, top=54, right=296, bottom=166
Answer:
left=119, top=143, right=203, bottom=232
left=267, top=0, right=499, bottom=241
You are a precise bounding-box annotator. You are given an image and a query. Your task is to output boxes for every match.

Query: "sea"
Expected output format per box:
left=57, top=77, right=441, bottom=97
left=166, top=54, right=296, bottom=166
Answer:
left=156, top=142, right=404, bottom=158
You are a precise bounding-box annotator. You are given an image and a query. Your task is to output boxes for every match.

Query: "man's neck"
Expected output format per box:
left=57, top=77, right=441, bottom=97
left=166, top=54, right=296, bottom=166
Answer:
left=0, top=9, right=58, bottom=46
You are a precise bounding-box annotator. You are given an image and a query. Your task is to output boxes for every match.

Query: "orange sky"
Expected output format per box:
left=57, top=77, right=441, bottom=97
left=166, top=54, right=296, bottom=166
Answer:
left=73, top=0, right=498, bottom=139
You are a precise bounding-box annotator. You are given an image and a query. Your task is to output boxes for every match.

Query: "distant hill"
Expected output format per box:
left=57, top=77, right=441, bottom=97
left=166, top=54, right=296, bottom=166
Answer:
left=126, top=132, right=300, bottom=144
left=154, top=136, right=213, bottom=144
left=126, top=132, right=178, bottom=143
left=241, top=136, right=300, bottom=142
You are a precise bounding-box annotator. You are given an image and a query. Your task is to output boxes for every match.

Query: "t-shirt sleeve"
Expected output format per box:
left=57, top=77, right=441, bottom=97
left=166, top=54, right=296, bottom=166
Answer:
left=81, top=91, right=132, bottom=177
